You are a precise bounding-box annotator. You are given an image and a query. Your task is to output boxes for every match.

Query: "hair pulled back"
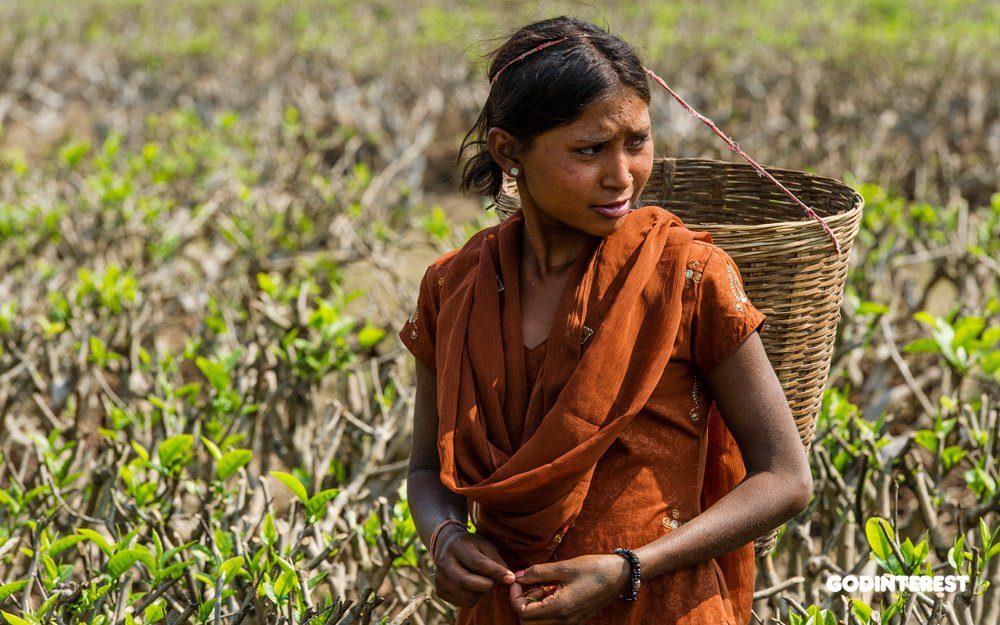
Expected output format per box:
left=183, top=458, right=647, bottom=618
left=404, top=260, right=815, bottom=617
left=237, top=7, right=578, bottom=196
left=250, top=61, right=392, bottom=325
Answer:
left=457, top=16, right=651, bottom=199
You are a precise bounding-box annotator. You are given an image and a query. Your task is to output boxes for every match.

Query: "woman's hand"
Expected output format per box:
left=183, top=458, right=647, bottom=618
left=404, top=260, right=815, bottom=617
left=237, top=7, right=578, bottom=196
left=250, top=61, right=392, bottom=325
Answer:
left=507, top=554, right=630, bottom=623
left=432, top=525, right=518, bottom=608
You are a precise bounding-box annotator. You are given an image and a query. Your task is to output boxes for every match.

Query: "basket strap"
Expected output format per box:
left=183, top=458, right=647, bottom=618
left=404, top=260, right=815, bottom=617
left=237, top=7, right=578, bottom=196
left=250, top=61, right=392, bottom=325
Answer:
left=643, top=66, right=843, bottom=256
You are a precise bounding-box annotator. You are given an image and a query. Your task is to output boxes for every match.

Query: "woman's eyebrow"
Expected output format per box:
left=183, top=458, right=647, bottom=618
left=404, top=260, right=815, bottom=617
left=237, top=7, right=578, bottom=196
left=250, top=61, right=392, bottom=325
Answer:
left=576, top=126, right=652, bottom=143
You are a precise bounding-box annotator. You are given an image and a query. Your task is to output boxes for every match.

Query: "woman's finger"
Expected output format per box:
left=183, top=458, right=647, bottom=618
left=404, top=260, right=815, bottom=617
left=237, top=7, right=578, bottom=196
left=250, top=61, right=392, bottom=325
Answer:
left=454, top=539, right=515, bottom=584
left=435, top=568, right=489, bottom=607
left=510, top=580, right=566, bottom=621
left=469, top=536, right=517, bottom=583
left=519, top=585, right=557, bottom=602
left=509, top=580, right=559, bottom=600
left=433, top=573, right=477, bottom=607
left=512, top=561, right=564, bottom=585
left=442, top=559, right=497, bottom=593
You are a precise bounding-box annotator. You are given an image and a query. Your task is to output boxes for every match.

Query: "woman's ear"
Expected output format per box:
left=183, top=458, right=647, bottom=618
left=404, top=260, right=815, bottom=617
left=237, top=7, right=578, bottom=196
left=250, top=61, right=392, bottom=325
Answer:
left=486, top=127, right=521, bottom=174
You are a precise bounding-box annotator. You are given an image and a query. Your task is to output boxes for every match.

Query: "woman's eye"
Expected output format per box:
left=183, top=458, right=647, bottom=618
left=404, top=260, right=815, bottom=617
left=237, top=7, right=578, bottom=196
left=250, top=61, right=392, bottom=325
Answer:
left=578, top=136, right=649, bottom=156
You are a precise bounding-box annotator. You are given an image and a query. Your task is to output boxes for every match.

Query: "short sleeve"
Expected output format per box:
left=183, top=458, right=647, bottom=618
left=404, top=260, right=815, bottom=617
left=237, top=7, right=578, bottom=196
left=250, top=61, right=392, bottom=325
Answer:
left=398, top=263, right=441, bottom=374
left=691, top=246, right=766, bottom=378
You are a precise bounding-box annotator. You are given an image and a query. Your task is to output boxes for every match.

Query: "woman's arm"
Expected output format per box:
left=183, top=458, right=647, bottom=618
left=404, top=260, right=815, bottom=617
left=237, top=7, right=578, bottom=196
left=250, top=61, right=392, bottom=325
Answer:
left=407, top=359, right=518, bottom=606
left=407, top=359, right=468, bottom=548
left=508, top=332, right=811, bottom=621
left=633, top=331, right=813, bottom=580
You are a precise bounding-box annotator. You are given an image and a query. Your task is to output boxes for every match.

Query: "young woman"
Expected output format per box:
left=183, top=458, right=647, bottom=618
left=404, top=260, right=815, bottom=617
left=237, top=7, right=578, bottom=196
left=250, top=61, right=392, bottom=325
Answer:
left=400, top=16, right=812, bottom=625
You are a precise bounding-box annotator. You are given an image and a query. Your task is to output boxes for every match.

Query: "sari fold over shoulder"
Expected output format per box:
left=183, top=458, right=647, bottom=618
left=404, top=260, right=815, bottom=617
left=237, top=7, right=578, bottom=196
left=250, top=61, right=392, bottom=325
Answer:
left=435, top=207, right=705, bottom=560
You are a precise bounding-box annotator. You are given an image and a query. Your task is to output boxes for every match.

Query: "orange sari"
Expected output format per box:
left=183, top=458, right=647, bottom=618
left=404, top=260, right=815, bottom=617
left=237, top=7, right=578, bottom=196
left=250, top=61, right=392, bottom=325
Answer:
left=400, top=206, right=766, bottom=624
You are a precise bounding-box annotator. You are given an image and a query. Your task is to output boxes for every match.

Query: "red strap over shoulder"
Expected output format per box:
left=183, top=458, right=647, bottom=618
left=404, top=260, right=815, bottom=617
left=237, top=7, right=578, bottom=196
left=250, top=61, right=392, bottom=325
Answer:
left=642, top=65, right=842, bottom=255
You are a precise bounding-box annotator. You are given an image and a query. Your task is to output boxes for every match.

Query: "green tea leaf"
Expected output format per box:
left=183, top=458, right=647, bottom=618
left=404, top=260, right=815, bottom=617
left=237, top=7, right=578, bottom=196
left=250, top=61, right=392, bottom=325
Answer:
left=261, top=513, right=277, bottom=546
left=954, top=316, right=985, bottom=347
left=130, top=441, right=150, bottom=462
left=306, top=488, right=340, bottom=521
left=144, top=603, right=165, bottom=623
left=200, top=437, right=222, bottom=461
left=159, top=560, right=194, bottom=580
left=914, top=430, right=938, bottom=454
left=269, top=471, right=308, bottom=504
left=942, top=446, right=968, bottom=471
left=866, top=517, right=894, bottom=561
left=948, top=535, right=966, bottom=569
left=107, top=547, right=154, bottom=580
left=257, top=273, right=279, bottom=297
left=196, top=357, right=229, bottom=392
left=988, top=543, right=1000, bottom=561
left=857, top=301, right=889, bottom=316
left=37, top=592, right=60, bottom=617
left=259, top=579, right=278, bottom=604
left=157, top=434, right=193, bottom=469
left=306, top=571, right=328, bottom=591
left=357, top=325, right=386, bottom=349
left=77, top=528, right=113, bottom=557
left=48, top=534, right=88, bottom=557
left=851, top=598, right=872, bottom=622
left=218, top=449, right=252, bottom=480
left=0, top=490, right=19, bottom=514
left=219, top=556, right=245, bottom=583
left=274, top=556, right=296, bottom=577
left=1, top=611, right=29, bottom=625
left=903, top=338, right=940, bottom=354
left=273, top=569, right=297, bottom=599
left=0, top=580, right=29, bottom=604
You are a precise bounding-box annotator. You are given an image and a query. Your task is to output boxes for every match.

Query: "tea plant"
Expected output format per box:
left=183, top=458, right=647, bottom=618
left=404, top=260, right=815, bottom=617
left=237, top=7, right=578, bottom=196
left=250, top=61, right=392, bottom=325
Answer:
left=1, top=1, right=998, bottom=623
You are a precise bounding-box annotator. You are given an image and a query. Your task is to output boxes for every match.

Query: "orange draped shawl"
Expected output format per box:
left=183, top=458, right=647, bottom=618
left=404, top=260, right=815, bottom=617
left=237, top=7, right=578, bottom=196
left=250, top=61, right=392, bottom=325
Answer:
left=432, top=206, right=753, bottom=624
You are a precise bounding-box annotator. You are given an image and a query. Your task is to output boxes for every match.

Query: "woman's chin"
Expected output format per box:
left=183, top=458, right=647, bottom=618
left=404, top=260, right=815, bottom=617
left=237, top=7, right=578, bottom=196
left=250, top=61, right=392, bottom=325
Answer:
left=585, top=210, right=630, bottom=236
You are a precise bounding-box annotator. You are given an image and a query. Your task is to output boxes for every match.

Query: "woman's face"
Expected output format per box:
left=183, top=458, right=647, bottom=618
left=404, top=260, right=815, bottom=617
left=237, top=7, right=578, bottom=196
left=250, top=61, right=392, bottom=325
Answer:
left=490, top=89, right=654, bottom=239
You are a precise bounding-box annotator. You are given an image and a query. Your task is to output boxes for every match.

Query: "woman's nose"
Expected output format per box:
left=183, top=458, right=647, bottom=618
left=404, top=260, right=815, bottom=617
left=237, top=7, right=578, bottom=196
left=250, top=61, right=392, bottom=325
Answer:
left=603, top=151, right=633, bottom=189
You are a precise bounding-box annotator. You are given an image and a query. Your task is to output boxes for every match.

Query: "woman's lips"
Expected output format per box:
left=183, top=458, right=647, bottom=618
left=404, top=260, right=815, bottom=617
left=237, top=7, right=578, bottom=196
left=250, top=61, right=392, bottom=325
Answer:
left=591, top=199, right=630, bottom=218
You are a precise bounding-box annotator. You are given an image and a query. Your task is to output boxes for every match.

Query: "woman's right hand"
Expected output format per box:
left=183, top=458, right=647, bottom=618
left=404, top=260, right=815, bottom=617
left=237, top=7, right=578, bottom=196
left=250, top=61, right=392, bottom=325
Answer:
left=432, top=525, right=517, bottom=608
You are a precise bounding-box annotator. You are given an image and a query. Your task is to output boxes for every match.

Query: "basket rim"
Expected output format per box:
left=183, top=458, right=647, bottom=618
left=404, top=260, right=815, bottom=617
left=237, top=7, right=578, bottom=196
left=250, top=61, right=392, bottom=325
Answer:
left=653, top=156, right=855, bottom=186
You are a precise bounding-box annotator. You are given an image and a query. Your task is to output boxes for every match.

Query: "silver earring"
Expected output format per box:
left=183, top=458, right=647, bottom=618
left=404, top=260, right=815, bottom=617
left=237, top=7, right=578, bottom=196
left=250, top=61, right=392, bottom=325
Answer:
left=510, top=167, right=520, bottom=176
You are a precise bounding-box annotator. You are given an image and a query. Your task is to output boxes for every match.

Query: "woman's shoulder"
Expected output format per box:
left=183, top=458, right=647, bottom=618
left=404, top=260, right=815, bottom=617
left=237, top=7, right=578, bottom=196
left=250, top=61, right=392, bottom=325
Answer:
left=686, top=240, right=745, bottom=295
left=422, top=219, right=502, bottom=282
left=635, top=205, right=722, bottom=265
left=688, top=239, right=725, bottom=266
left=424, top=247, right=461, bottom=278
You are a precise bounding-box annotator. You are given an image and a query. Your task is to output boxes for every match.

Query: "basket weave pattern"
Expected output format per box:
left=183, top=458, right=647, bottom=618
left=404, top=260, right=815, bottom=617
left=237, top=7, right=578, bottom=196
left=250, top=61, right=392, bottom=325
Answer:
left=492, top=157, right=864, bottom=557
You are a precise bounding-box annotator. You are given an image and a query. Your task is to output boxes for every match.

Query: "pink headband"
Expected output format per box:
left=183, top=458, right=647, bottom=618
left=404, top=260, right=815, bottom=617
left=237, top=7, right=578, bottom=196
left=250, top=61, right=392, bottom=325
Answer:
left=490, top=37, right=569, bottom=84
left=487, top=37, right=841, bottom=254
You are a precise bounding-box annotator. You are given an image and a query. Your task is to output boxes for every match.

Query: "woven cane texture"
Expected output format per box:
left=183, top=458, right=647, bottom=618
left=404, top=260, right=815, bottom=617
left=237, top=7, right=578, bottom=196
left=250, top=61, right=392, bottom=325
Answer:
left=491, top=157, right=864, bottom=557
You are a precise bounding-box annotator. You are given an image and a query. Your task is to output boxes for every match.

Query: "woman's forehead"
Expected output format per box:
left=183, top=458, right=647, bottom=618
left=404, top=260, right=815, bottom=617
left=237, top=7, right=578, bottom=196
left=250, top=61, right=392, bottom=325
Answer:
left=559, top=97, right=651, bottom=141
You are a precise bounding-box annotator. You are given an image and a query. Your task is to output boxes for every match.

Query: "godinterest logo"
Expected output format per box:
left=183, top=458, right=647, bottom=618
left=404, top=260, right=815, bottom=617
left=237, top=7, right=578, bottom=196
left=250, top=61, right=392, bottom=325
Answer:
left=825, top=574, right=971, bottom=593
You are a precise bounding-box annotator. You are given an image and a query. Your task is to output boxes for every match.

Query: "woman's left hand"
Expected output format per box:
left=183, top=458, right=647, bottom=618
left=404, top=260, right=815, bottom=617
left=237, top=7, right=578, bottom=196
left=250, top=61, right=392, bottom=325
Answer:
left=507, top=554, right=630, bottom=623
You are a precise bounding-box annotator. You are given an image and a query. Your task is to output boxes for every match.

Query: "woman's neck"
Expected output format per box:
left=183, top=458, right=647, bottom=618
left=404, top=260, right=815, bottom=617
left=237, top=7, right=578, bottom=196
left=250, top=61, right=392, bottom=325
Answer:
left=520, top=210, right=595, bottom=280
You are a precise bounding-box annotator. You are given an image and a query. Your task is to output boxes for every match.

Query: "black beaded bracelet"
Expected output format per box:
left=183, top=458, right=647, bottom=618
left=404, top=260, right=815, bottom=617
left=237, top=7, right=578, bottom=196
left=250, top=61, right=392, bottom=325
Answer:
left=612, top=548, right=641, bottom=601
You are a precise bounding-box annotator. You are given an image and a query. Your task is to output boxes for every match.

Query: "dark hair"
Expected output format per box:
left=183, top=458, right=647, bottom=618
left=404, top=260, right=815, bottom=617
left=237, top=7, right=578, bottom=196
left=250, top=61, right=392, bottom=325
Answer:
left=457, top=16, right=651, bottom=199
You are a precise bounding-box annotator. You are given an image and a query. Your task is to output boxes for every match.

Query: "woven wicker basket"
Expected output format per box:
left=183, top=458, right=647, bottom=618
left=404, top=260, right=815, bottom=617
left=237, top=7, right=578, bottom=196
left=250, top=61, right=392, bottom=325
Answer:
left=491, top=156, right=864, bottom=557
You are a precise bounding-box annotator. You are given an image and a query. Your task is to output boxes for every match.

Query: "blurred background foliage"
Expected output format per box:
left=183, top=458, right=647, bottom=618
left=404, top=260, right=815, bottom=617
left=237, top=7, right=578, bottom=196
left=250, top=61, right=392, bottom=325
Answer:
left=0, top=1, right=997, bottom=624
